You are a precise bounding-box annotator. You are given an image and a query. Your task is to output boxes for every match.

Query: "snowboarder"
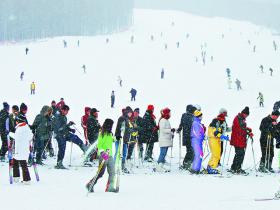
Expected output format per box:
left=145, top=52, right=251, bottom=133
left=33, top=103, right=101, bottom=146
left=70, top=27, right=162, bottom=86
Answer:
left=30, top=82, right=36, bottom=95
left=30, top=106, right=53, bottom=165
left=53, top=105, right=87, bottom=169
left=20, top=71, right=24, bottom=81
left=117, top=76, right=122, bottom=87
left=81, top=107, right=91, bottom=144
left=130, top=88, right=137, bottom=101
left=207, top=111, right=230, bottom=174
left=140, top=105, right=159, bottom=162
left=82, top=65, right=86, bottom=74
left=161, top=68, right=164, bottom=79
left=12, top=113, right=33, bottom=184
left=190, top=110, right=205, bottom=174
left=257, top=92, right=264, bottom=107
left=86, top=118, right=116, bottom=193
left=111, top=91, right=115, bottom=108
left=269, top=68, right=273, bottom=76
left=226, top=68, right=231, bottom=78
left=260, top=65, right=264, bottom=73
left=25, top=47, right=29, bottom=55
left=155, top=108, right=175, bottom=172
left=235, top=79, right=242, bottom=91
left=177, top=105, right=196, bottom=170
left=0, top=102, right=11, bottom=162
left=258, top=110, right=280, bottom=173
left=230, top=106, right=253, bottom=174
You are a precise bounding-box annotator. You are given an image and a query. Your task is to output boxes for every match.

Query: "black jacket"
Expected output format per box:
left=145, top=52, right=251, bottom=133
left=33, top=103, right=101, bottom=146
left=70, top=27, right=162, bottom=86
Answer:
left=0, top=109, right=10, bottom=134
left=53, top=111, right=70, bottom=138
left=115, top=115, right=126, bottom=140
left=87, top=115, right=100, bottom=143
left=259, top=115, right=278, bottom=145
left=139, top=111, right=158, bottom=143
left=178, top=112, right=193, bottom=146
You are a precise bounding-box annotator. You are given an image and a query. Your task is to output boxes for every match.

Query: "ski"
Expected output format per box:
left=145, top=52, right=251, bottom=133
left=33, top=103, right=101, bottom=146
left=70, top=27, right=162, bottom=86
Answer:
left=254, top=197, right=280, bottom=201
left=7, top=135, right=13, bottom=184
left=29, top=152, right=40, bottom=181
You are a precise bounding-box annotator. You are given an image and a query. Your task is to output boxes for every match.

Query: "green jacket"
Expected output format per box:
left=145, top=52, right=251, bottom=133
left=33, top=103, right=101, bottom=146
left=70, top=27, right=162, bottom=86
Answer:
left=97, top=133, right=114, bottom=156
left=32, top=106, right=52, bottom=140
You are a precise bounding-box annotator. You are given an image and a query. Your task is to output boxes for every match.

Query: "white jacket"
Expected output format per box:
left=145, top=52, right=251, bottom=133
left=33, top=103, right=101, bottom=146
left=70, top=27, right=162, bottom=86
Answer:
left=158, top=118, right=173, bottom=147
left=14, top=123, right=33, bottom=160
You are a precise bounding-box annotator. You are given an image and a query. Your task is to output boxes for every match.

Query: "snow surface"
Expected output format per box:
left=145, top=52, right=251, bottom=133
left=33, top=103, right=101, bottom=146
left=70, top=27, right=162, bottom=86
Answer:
left=1, top=9, right=280, bottom=210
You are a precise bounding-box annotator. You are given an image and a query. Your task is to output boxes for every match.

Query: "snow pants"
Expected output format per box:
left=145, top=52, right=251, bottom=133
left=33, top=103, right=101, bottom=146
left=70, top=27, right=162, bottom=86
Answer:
left=13, top=159, right=31, bottom=181
left=183, top=138, right=194, bottom=166
left=231, top=146, right=245, bottom=171
left=191, top=139, right=203, bottom=172
left=0, top=133, right=8, bottom=158
left=93, top=156, right=115, bottom=186
left=260, top=138, right=274, bottom=168
left=208, top=137, right=221, bottom=169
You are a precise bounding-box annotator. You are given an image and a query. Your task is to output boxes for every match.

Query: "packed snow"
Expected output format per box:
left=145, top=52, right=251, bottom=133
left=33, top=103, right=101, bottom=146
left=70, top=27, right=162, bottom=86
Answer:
left=0, top=9, right=280, bottom=210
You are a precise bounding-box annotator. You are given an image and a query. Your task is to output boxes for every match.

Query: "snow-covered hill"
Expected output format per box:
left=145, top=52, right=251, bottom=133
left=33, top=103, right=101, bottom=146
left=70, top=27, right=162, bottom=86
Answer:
left=0, top=9, right=280, bottom=210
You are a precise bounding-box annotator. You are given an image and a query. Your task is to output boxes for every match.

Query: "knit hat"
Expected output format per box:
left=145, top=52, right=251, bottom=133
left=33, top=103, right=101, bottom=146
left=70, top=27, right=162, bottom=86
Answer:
left=241, top=106, right=250, bottom=115
left=12, top=105, right=19, bottom=112
left=217, top=113, right=226, bottom=121
left=20, top=103, right=28, bottom=112
left=219, top=108, right=228, bottom=116
left=194, top=110, right=202, bottom=117
left=134, top=108, right=140, bottom=113
left=272, top=110, right=280, bottom=116
left=147, top=104, right=154, bottom=112
left=186, top=104, right=195, bottom=113
left=85, top=107, right=91, bottom=113
left=3, top=102, right=9, bottom=111
left=61, top=105, right=70, bottom=111
left=161, top=108, right=171, bottom=119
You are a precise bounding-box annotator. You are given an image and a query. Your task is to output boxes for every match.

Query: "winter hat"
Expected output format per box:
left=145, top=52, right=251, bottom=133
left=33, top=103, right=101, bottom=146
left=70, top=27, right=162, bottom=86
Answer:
left=217, top=113, right=226, bottom=121
left=194, top=110, right=202, bottom=117
left=161, top=108, right=171, bottom=119
left=147, top=104, right=154, bottom=112
left=134, top=108, right=140, bottom=113
left=219, top=108, right=228, bottom=116
left=61, top=105, right=70, bottom=111
left=12, top=105, right=19, bottom=112
left=241, top=106, right=250, bottom=115
left=16, top=113, right=27, bottom=124
left=90, top=108, right=99, bottom=115
left=186, top=104, right=194, bottom=113
left=20, top=103, right=28, bottom=112
left=3, top=102, right=9, bottom=111
left=85, top=107, right=91, bottom=113
left=126, top=106, right=133, bottom=113
left=272, top=110, right=280, bottom=116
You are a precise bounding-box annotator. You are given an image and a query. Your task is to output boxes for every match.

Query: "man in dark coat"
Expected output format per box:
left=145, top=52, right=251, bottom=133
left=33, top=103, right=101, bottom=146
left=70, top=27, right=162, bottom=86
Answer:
left=230, top=106, right=253, bottom=174
left=87, top=108, right=101, bottom=145
left=140, top=105, right=158, bottom=162
left=0, top=102, right=11, bottom=161
left=273, top=101, right=280, bottom=111
left=130, top=88, right=137, bottom=101
left=258, top=110, right=280, bottom=172
left=111, top=91, right=115, bottom=108
left=177, top=104, right=196, bottom=169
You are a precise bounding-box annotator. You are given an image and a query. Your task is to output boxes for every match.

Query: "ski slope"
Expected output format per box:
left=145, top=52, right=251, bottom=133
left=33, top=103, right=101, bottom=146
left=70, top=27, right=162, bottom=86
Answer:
left=0, top=9, right=280, bottom=210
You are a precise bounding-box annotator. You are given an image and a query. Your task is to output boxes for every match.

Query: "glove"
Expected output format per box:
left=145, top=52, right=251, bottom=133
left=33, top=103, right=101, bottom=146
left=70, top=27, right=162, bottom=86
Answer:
left=69, top=128, right=76, bottom=134
left=176, top=128, right=181, bottom=133
left=171, top=128, right=176, bottom=133
left=247, top=127, right=252, bottom=132
left=68, top=121, right=75, bottom=126
left=214, top=130, right=221, bottom=137
left=249, top=132, right=254, bottom=138
left=220, top=135, right=230, bottom=141
left=116, top=136, right=121, bottom=141
left=101, top=152, right=109, bottom=161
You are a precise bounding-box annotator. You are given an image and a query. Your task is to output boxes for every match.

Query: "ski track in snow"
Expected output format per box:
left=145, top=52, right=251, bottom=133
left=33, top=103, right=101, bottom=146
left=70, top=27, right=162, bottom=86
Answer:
left=1, top=9, right=280, bottom=210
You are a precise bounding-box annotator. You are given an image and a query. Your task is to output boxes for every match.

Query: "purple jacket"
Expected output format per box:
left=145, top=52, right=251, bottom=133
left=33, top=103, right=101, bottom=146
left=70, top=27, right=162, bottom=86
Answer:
left=191, top=117, right=205, bottom=142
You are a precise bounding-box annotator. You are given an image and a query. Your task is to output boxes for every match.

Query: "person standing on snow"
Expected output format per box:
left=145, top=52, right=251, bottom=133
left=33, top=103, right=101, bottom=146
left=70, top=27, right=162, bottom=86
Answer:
left=230, top=106, right=253, bottom=174
left=155, top=108, right=175, bottom=172
left=161, top=68, right=164, bottom=79
left=0, top=102, right=11, bottom=162
left=190, top=110, right=205, bottom=174
left=257, top=92, right=264, bottom=107
left=130, top=88, right=137, bottom=101
left=111, top=91, right=115, bottom=108
left=81, top=107, right=91, bottom=145
left=30, top=82, right=36, bottom=95
left=235, top=79, right=242, bottom=91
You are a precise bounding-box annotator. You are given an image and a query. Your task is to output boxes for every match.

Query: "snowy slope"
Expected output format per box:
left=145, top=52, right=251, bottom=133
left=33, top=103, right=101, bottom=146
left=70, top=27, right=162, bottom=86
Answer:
left=0, top=9, right=280, bottom=210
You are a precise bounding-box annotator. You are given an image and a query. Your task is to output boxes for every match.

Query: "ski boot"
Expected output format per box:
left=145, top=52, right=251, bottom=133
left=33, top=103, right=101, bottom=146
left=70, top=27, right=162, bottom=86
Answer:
left=236, top=169, right=248, bottom=175
left=207, top=165, right=220, bottom=174
left=121, top=162, right=130, bottom=174
left=86, top=181, right=94, bottom=193
left=55, top=161, right=68, bottom=169
left=275, top=190, right=280, bottom=199
left=258, top=162, right=268, bottom=173
left=0, top=156, right=5, bottom=162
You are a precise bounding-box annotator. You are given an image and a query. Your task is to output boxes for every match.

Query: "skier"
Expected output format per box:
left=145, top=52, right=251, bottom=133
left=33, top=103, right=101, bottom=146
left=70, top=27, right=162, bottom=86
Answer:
left=131, top=108, right=143, bottom=159
left=164, top=43, right=168, bottom=50
left=235, top=79, right=242, bottom=91
left=0, top=102, right=11, bottom=162
left=273, top=101, right=280, bottom=111
left=25, top=47, right=29, bottom=55
left=161, top=68, right=164, bottom=79
left=81, top=107, right=91, bottom=145
left=56, top=98, right=65, bottom=111
left=20, top=71, right=24, bottom=81
left=177, top=105, right=196, bottom=170
left=273, top=40, right=277, bottom=51
left=82, top=65, right=86, bottom=74
left=207, top=111, right=230, bottom=174
left=253, top=45, right=256, bottom=52
left=226, top=68, right=231, bottom=78
left=53, top=105, right=87, bottom=169
left=155, top=108, right=175, bottom=172
left=87, top=108, right=101, bottom=145
left=190, top=110, right=205, bottom=174
left=130, top=35, right=134, bottom=43
left=31, top=106, right=53, bottom=165
left=9, top=105, right=19, bottom=133
left=85, top=118, right=116, bottom=193
left=140, top=105, right=159, bottom=162
left=77, top=40, right=80, bottom=47
left=130, top=88, right=137, bottom=101
left=30, top=82, right=36, bottom=95
left=257, top=92, right=264, bottom=107
left=12, top=113, right=33, bottom=184
left=258, top=110, right=280, bottom=173
left=106, top=38, right=109, bottom=43
left=111, top=91, right=115, bottom=108
left=269, top=68, right=273, bottom=76
left=63, top=40, right=67, bottom=48
left=117, top=76, right=122, bottom=87
left=151, top=35, right=154, bottom=41
left=260, top=65, right=264, bottom=73
left=230, top=106, right=253, bottom=174
left=176, top=42, right=180, bottom=48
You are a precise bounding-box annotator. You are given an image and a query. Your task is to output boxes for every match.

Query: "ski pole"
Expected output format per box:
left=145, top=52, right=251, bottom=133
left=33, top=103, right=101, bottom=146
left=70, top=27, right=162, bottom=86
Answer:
left=220, top=139, right=228, bottom=176
left=265, top=134, right=270, bottom=170
left=250, top=137, right=258, bottom=176
left=69, top=140, right=73, bottom=167
left=226, top=145, right=232, bottom=166
left=179, top=132, right=182, bottom=168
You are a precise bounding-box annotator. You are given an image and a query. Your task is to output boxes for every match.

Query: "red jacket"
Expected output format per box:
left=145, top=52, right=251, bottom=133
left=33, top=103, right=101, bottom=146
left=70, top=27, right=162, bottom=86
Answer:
left=230, top=113, right=248, bottom=148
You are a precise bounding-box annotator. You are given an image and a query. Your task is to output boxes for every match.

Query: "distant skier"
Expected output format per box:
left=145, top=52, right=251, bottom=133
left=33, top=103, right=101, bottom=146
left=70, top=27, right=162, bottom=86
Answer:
left=77, top=40, right=80, bottom=47
left=130, top=35, right=134, bottom=43
left=81, top=107, right=91, bottom=144
left=63, top=40, right=67, bottom=48
left=82, top=64, right=86, bottom=74
left=260, top=65, right=264, bottom=73
left=30, top=82, right=35, bottom=95
left=20, top=71, right=24, bottom=81
left=186, top=33, right=189, bottom=39
left=25, top=47, right=29, bottom=55
left=257, top=92, right=264, bottom=107
left=111, top=91, right=115, bottom=108
left=106, top=38, right=109, bottom=43
left=226, top=68, right=231, bottom=78
left=176, top=42, right=180, bottom=48
left=235, top=79, right=242, bottom=91
left=253, top=45, right=256, bottom=52
left=117, top=76, right=122, bottom=87
left=269, top=68, right=273, bottom=76
left=151, top=35, right=154, bottom=41
left=164, top=43, right=168, bottom=50
left=161, top=68, right=164, bottom=79
left=211, top=56, right=214, bottom=61
left=273, top=40, right=277, bottom=51
left=130, top=88, right=137, bottom=101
